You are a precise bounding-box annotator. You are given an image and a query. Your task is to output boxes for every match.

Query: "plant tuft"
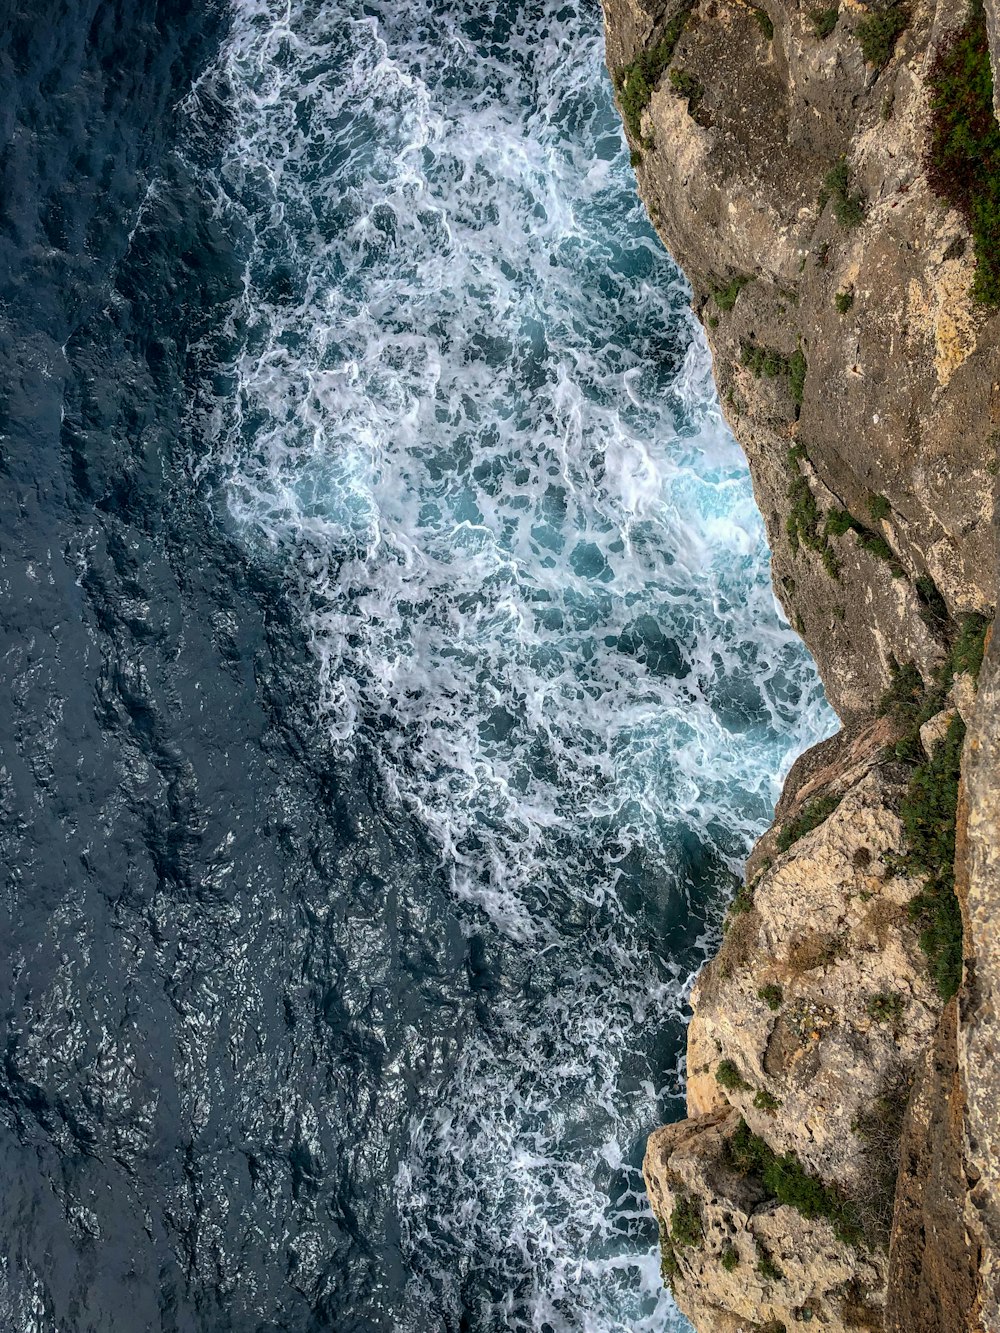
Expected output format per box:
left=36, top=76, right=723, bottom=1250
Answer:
left=728, top=1120, right=864, bottom=1246
left=824, top=160, right=865, bottom=227
left=716, top=1059, right=752, bottom=1092
left=809, top=6, right=839, bottom=37
left=670, top=1193, right=704, bottom=1247
left=777, top=793, right=841, bottom=851
left=925, top=2, right=1000, bottom=304
left=758, top=983, right=784, bottom=1011
left=856, top=2, right=909, bottom=69
left=615, top=7, right=693, bottom=140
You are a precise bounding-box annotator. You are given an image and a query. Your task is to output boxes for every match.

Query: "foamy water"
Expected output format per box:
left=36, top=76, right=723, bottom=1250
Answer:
left=183, top=0, right=835, bottom=1326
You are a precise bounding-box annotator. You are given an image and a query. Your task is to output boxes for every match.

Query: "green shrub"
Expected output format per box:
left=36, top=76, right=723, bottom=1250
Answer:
left=728, top=1120, right=864, bottom=1246
left=670, top=1194, right=704, bottom=1247
left=926, top=2, right=1000, bottom=305
left=952, top=612, right=991, bottom=679
left=669, top=67, right=704, bottom=112
left=716, top=1059, right=751, bottom=1092
left=856, top=3, right=909, bottom=69
left=877, top=659, right=925, bottom=721
left=825, top=507, right=856, bottom=537
left=658, top=1220, right=679, bottom=1283
left=615, top=6, right=693, bottom=139
left=824, top=160, right=865, bottom=226
left=753, top=6, right=775, bottom=38
left=725, top=881, right=755, bottom=927
left=742, top=340, right=807, bottom=414
left=756, top=1244, right=784, bottom=1282
left=809, top=6, right=839, bottom=36
left=712, top=274, right=750, bottom=311
left=777, top=793, right=841, bottom=851
left=903, top=715, right=965, bottom=998
left=876, top=653, right=971, bottom=998
left=826, top=503, right=906, bottom=573
left=786, top=468, right=819, bottom=552
left=721, top=1244, right=740, bottom=1272
left=853, top=524, right=905, bottom=574
left=835, top=289, right=855, bottom=313
left=758, top=983, right=784, bottom=1011
left=869, top=493, right=891, bottom=521
left=866, top=990, right=905, bottom=1025
left=754, top=1088, right=783, bottom=1112
left=742, top=341, right=786, bottom=378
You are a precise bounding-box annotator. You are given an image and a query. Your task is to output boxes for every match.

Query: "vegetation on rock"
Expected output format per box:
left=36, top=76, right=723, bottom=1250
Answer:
left=853, top=1076, right=911, bottom=1239
left=728, top=1119, right=864, bottom=1246
left=915, top=573, right=949, bottom=631
left=755, top=1244, right=784, bottom=1282
left=777, top=793, right=842, bottom=852
left=712, top=275, right=750, bottom=311
left=834, top=288, right=854, bottom=313
left=670, top=1194, right=704, bottom=1247
left=785, top=447, right=840, bottom=576
left=716, top=1059, right=752, bottom=1092
left=824, top=160, right=865, bottom=227
left=658, top=1220, right=679, bottom=1283
left=902, top=714, right=966, bottom=999
left=741, top=341, right=807, bottom=410
left=925, top=0, right=1000, bottom=304
left=753, top=6, right=775, bottom=40
left=758, top=983, right=784, bottom=1011
left=952, top=611, right=991, bottom=679
left=866, top=990, right=905, bottom=1026
left=824, top=507, right=905, bottom=575
left=809, top=6, right=839, bottom=37
left=754, top=1088, right=783, bottom=1112
left=669, top=67, right=704, bottom=115
left=875, top=630, right=986, bottom=1001
left=855, top=1, right=909, bottom=69
left=614, top=6, right=692, bottom=140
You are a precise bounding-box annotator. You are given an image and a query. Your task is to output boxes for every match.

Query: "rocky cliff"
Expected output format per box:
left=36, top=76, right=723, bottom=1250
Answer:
left=599, top=0, right=1000, bottom=1325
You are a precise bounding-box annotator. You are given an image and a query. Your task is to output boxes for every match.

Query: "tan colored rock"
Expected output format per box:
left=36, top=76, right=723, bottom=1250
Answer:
left=598, top=0, right=1000, bottom=1325
left=920, top=707, right=956, bottom=757
left=645, top=1110, right=886, bottom=1332
left=604, top=0, right=998, bottom=720
left=959, top=629, right=1000, bottom=1332
left=694, top=735, right=941, bottom=1184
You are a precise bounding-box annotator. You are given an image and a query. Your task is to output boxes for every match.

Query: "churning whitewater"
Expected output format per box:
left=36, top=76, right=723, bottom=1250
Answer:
left=183, top=0, right=834, bottom=1328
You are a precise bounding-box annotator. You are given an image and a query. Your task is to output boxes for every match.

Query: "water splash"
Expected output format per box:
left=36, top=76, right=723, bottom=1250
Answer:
left=185, top=0, right=835, bottom=1326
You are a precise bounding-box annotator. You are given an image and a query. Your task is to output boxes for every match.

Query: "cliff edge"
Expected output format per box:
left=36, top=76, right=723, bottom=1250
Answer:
left=599, top=0, right=1000, bottom=1325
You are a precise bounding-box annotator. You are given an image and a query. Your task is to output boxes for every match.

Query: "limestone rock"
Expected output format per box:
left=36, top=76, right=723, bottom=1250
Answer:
left=645, top=1110, right=886, bottom=1332
left=599, top=0, right=1000, bottom=1324
left=602, top=0, right=998, bottom=721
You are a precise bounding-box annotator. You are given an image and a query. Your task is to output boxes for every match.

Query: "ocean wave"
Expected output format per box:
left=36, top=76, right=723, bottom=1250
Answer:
left=184, top=0, right=836, bottom=1326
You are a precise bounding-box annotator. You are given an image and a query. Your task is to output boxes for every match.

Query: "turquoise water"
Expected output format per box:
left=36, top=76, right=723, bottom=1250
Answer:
left=183, top=0, right=836, bottom=1326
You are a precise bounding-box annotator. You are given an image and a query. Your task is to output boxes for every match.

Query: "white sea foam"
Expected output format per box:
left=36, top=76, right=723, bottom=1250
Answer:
left=185, top=0, right=835, bottom=1326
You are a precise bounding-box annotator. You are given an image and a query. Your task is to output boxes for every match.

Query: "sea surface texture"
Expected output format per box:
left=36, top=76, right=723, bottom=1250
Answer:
left=0, top=1, right=834, bottom=1330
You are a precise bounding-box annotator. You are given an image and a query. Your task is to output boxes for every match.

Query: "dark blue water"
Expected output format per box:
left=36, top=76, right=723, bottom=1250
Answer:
left=0, top=2, right=831, bottom=1329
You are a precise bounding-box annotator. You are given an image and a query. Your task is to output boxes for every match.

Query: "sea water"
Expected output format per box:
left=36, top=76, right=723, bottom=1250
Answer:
left=180, top=0, right=835, bottom=1327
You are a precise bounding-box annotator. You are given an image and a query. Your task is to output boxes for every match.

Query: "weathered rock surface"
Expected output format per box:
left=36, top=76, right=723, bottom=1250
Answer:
left=959, top=627, right=1000, bottom=1331
left=645, top=1109, right=885, bottom=1332
left=600, top=0, right=1000, bottom=1325
left=605, top=0, right=997, bottom=720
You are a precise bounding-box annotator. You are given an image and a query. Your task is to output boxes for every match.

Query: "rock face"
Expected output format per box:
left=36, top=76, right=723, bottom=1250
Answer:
left=599, top=0, right=1000, bottom=1325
